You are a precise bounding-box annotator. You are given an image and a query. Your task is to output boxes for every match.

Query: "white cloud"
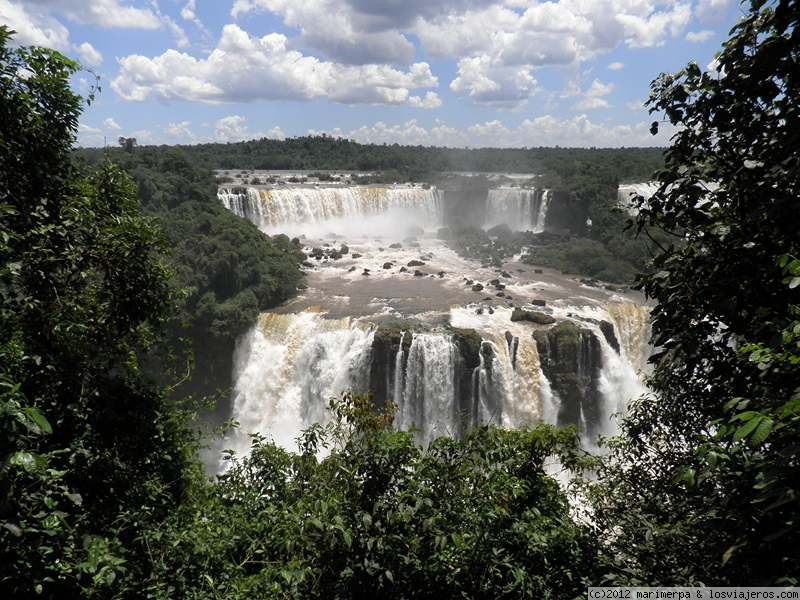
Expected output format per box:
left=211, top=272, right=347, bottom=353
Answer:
left=75, top=41, right=102, bottom=67
left=608, top=61, right=624, bottom=71
left=78, top=123, right=102, bottom=134
left=112, top=24, right=438, bottom=107
left=1, top=1, right=188, bottom=56
left=696, top=0, right=732, bottom=22
left=408, top=91, right=442, bottom=109
left=231, top=0, right=415, bottom=65
left=103, top=117, right=122, bottom=130
left=165, top=120, right=194, bottom=140
left=685, top=29, right=715, bottom=43
left=0, top=0, right=71, bottom=49
left=214, top=115, right=285, bottom=142
left=24, top=0, right=161, bottom=30
left=573, top=78, right=614, bottom=111
left=328, top=114, right=672, bottom=148
left=616, top=2, right=692, bottom=48
left=450, top=55, right=536, bottom=106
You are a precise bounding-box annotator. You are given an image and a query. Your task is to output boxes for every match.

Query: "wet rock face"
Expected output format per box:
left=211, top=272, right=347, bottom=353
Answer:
left=510, top=308, right=556, bottom=325
left=368, top=325, right=481, bottom=429
left=533, top=322, right=603, bottom=438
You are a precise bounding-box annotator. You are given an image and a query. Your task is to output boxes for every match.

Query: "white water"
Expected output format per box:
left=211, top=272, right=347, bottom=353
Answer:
left=226, top=312, right=374, bottom=459
left=217, top=184, right=651, bottom=463
left=218, top=185, right=553, bottom=233
left=219, top=186, right=443, bottom=230
left=396, top=332, right=458, bottom=444
left=486, top=188, right=551, bottom=232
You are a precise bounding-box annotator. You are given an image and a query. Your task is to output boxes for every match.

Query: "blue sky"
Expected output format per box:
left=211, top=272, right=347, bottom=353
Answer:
left=1, top=0, right=741, bottom=147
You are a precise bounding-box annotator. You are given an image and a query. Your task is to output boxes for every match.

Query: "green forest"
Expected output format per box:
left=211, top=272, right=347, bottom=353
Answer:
left=2, top=0, right=799, bottom=596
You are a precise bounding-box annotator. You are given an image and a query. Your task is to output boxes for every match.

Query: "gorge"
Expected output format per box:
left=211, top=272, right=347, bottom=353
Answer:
left=214, top=180, right=652, bottom=464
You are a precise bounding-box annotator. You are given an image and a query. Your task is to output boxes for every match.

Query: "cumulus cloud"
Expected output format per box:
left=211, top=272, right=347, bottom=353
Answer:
left=1, top=1, right=188, bottom=56
left=165, top=120, right=194, bottom=140
left=23, top=0, right=161, bottom=30
left=450, top=55, right=536, bottom=106
left=608, top=61, right=624, bottom=71
left=408, top=91, right=442, bottom=109
left=573, top=79, right=614, bottom=111
left=227, top=1, right=695, bottom=106
left=112, top=24, right=437, bottom=107
left=696, top=0, right=732, bottom=22
left=329, top=114, right=672, bottom=148
left=685, top=29, right=715, bottom=42
left=0, top=0, right=71, bottom=49
left=214, top=115, right=285, bottom=142
left=75, top=41, right=102, bottom=67
left=103, top=117, right=122, bottom=130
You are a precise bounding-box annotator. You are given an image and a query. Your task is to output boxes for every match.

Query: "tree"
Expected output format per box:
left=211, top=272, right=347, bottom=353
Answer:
left=1, top=28, right=197, bottom=596
left=592, top=0, right=799, bottom=585
left=118, top=136, right=137, bottom=153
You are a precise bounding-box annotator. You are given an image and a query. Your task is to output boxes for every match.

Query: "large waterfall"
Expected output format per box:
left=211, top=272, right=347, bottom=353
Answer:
left=219, top=186, right=444, bottom=230
left=486, top=188, right=551, bottom=232
left=227, top=312, right=375, bottom=458
left=225, top=304, right=650, bottom=457
left=218, top=185, right=553, bottom=232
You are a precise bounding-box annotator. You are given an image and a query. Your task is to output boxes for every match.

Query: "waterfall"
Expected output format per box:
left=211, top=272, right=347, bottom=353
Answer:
left=226, top=311, right=374, bottom=459
left=393, top=331, right=406, bottom=408
left=224, top=304, right=650, bottom=463
left=543, top=304, right=651, bottom=448
left=485, top=188, right=550, bottom=232
left=218, top=186, right=443, bottom=230
left=395, top=332, right=458, bottom=444
left=617, top=182, right=659, bottom=215
left=605, top=303, right=653, bottom=376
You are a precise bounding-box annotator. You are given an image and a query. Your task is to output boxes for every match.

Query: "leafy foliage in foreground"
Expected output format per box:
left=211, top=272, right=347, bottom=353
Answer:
left=142, top=394, right=596, bottom=600
left=0, top=28, right=199, bottom=596
left=592, top=0, right=800, bottom=585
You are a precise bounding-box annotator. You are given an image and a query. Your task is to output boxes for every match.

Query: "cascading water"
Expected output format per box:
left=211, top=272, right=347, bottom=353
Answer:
left=543, top=304, right=651, bottom=450
left=226, top=311, right=374, bottom=459
left=218, top=186, right=443, bottom=230
left=485, top=188, right=551, bottom=232
left=395, top=333, right=459, bottom=445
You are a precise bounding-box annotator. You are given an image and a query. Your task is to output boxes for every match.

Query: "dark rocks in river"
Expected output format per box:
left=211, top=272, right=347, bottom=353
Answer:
left=510, top=309, right=555, bottom=325
left=389, top=243, right=402, bottom=249
left=501, top=271, right=512, bottom=278
left=383, top=262, right=393, bottom=269
left=531, top=299, right=546, bottom=307
left=534, top=322, right=603, bottom=438
left=472, top=283, right=484, bottom=292
left=414, top=270, right=425, bottom=277
left=399, top=266, right=408, bottom=273
left=407, top=259, right=425, bottom=267
left=348, top=266, right=357, bottom=272
left=351, top=253, right=362, bottom=259
left=362, top=269, right=370, bottom=276
left=437, top=227, right=454, bottom=240
left=437, top=271, right=445, bottom=278
left=302, top=261, right=314, bottom=268
left=534, top=269, right=543, bottom=274
left=489, top=278, right=500, bottom=286
left=487, top=223, right=514, bottom=240
left=339, top=245, right=349, bottom=255
left=496, top=292, right=505, bottom=297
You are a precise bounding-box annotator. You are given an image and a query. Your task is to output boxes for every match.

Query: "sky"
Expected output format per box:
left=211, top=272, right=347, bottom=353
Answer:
left=1, top=0, right=742, bottom=148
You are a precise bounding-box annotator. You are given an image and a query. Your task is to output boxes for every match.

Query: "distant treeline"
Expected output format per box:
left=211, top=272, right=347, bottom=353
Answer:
left=83, top=135, right=664, bottom=184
